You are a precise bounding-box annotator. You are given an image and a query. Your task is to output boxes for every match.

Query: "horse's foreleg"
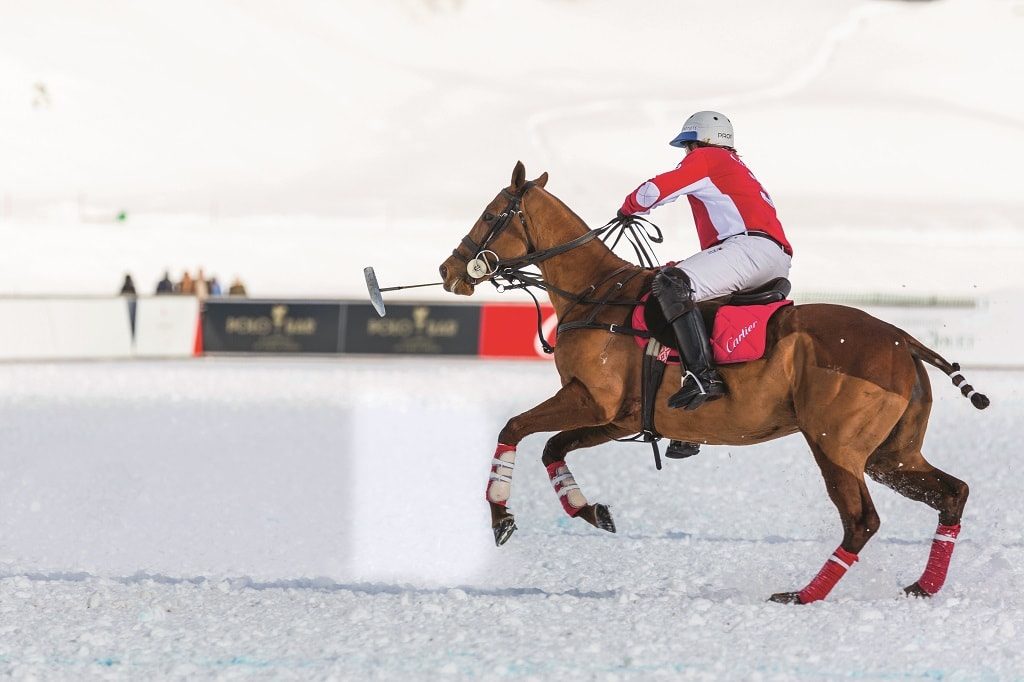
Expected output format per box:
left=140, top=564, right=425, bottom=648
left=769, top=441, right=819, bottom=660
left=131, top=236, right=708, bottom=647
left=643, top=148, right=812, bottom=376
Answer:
left=485, top=380, right=613, bottom=546
left=867, top=452, right=969, bottom=598
left=486, top=443, right=520, bottom=546
left=541, top=425, right=630, bottom=533
left=771, top=440, right=880, bottom=605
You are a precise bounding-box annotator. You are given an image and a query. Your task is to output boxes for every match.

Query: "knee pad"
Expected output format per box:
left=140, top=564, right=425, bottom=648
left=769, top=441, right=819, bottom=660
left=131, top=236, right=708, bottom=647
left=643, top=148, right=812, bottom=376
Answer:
left=653, top=266, right=694, bottom=300
left=653, top=267, right=695, bottom=321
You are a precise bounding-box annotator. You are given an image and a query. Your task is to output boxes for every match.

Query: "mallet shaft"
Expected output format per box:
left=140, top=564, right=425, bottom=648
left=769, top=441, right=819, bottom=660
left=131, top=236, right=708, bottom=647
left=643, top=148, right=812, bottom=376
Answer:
left=379, top=282, right=444, bottom=293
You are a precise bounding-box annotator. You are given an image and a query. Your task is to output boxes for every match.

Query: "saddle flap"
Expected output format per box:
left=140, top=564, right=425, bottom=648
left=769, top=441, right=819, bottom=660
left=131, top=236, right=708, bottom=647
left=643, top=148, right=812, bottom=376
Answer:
left=710, top=300, right=793, bottom=364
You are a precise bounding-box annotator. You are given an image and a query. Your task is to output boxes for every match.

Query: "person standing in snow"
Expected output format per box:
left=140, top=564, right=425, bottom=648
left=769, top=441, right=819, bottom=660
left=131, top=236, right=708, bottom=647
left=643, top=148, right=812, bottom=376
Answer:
left=228, top=277, right=247, bottom=297
left=155, top=270, right=174, bottom=294
left=618, top=111, right=793, bottom=411
left=119, top=273, right=136, bottom=296
left=178, top=271, right=195, bottom=295
left=194, top=268, right=209, bottom=301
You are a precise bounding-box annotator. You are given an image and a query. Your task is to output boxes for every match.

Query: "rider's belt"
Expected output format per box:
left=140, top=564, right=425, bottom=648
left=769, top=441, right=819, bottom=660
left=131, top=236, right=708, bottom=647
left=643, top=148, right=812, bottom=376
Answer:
left=713, top=230, right=790, bottom=255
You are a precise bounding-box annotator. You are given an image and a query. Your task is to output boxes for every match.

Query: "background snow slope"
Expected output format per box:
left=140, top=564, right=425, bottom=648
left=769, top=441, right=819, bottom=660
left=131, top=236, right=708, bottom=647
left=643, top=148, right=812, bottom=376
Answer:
left=0, top=0, right=1022, bottom=299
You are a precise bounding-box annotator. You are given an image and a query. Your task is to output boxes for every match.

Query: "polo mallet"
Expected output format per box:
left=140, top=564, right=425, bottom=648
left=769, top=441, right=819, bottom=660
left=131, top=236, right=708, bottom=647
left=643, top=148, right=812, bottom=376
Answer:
left=363, top=266, right=444, bottom=317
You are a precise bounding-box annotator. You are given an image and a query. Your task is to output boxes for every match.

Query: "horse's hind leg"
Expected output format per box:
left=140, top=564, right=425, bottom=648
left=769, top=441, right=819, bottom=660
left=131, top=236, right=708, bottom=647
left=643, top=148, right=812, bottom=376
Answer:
left=868, top=447, right=968, bottom=597
left=542, top=425, right=630, bottom=534
left=866, top=362, right=969, bottom=597
left=770, top=440, right=881, bottom=604
left=868, top=454, right=967, bottom=597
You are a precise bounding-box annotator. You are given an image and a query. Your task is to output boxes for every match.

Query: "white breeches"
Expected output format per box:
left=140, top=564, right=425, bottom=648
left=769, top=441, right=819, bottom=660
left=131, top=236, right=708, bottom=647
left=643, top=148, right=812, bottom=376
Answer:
left=676, top=234, right=792, bottom=302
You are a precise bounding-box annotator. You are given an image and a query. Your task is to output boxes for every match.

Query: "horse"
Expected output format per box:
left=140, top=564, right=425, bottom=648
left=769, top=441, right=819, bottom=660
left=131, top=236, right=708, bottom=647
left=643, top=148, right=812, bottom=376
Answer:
left=437, top=161, right=988, bottom=604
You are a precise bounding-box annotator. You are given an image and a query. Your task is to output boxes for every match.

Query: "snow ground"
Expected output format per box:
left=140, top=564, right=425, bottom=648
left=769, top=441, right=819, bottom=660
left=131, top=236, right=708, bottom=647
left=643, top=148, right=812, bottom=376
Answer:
left=1, top=358, right=1021, bottom=680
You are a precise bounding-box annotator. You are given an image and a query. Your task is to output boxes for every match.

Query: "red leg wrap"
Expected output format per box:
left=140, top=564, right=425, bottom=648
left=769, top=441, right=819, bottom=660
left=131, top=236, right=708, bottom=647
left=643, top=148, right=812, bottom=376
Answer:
left=917, top=523, right=961, bottom=595
left=546, top=460, right=586, bottom=517
left=484, top=443, right=517, bottom=507
left=798, top=547, right=859, bottom=604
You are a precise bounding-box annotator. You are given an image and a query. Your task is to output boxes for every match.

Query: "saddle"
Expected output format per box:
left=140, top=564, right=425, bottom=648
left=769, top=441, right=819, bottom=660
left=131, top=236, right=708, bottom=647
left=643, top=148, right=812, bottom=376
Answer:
left=637, top=277, right=793, bottom=360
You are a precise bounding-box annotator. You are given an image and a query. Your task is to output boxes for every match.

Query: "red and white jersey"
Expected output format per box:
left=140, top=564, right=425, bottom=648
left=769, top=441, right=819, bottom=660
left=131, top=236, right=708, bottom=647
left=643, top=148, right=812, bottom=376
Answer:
left=620, top=147, right=792, bottom=256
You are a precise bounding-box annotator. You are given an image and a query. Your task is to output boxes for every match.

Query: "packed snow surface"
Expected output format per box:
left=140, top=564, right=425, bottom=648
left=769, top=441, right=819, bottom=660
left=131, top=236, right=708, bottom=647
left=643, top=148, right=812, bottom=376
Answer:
left=1, top=358, right=1021, bottom=679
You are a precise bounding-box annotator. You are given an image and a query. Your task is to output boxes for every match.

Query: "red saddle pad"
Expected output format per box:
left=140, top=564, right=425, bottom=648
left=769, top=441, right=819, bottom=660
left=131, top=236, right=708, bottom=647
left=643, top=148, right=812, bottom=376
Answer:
left=710, top=300, right=792, bottom=364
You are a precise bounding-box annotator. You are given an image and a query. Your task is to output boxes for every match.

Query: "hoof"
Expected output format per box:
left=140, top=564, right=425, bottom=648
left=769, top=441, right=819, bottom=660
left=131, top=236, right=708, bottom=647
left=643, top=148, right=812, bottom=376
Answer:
left=903, top=582, right=932, bottom=598
left=594, top=503, right=616, bottom=533
left=493, top=516, right=517, bottom=547
left=768, top=591, right=803, bottom=604
left=577, top=503, right=616, bottom=533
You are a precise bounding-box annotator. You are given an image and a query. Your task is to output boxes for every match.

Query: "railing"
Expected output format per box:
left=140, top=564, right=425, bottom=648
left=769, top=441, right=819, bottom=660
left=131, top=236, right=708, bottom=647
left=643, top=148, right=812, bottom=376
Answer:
left=0, top=293, right=1017, bottom=367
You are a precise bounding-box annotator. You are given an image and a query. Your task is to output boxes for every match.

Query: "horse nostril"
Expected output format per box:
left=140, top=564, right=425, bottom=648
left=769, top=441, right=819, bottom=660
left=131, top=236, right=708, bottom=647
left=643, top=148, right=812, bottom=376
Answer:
left=439, top=264, right=448, bottom=280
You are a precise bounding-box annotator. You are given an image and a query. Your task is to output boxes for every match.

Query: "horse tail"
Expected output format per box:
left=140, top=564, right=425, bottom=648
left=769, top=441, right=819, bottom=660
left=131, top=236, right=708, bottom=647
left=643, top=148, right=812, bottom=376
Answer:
left=906, top=335, right=990, bottom=410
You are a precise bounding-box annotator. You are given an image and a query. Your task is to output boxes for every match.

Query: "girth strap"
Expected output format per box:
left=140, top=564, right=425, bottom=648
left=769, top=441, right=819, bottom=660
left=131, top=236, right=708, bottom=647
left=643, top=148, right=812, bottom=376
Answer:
left=611, top=338, right=670, bottom=470
left=640, top=339, right=668, bottom=470
left=556, top=320, right=650, bottom=338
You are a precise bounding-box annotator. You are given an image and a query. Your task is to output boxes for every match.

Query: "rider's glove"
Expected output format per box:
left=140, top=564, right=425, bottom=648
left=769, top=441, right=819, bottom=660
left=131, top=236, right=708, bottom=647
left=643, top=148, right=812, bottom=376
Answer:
left=616, top=209, right=632, bottom=222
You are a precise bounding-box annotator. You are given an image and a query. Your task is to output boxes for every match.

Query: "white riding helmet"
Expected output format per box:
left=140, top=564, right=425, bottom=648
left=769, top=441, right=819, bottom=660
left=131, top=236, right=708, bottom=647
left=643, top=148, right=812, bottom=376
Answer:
left=669, top=111, right=735, bottom=148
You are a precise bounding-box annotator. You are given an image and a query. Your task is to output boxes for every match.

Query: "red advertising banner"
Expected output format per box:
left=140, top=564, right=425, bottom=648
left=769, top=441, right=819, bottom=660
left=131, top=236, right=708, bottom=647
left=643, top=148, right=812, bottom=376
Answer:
left=479, top=303, right=558, bottom=359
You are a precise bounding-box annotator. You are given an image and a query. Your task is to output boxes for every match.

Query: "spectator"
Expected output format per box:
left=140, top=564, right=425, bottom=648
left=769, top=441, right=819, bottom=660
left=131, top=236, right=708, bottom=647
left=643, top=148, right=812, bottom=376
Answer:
left=120, top=273, right=136, bottom=296
left=178, top=271, right=195, bottom=295
left=209, top=276, right=223, bottom=296
left=155, top=270, right=174, bottom=294
left=194, top=268, right=209, bottom=300
left=228, top=276, right=247, bottom=296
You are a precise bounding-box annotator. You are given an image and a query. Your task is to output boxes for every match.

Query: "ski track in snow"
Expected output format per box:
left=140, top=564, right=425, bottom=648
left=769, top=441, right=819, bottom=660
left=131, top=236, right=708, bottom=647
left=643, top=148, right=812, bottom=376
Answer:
left=1, top=358, right=1022, bottom=680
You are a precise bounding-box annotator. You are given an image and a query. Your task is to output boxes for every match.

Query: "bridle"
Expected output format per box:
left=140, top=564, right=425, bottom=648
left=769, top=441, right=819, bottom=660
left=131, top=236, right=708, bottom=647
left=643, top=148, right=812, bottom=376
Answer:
left=450, top=181, right=665, bottom=352
left=452, top=181, right=662, bottom=279
left=449, top=181, right=539, bottom=279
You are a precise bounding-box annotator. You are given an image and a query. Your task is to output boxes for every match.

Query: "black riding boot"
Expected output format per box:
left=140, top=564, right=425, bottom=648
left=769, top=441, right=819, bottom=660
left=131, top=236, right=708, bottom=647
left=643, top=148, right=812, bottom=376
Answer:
left=652, top=267, right=726, bottom=411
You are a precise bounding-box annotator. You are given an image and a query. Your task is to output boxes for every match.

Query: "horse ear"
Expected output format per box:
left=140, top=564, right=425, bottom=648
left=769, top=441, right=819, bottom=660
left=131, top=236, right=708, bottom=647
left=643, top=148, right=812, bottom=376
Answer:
left=511, top=161, right=526, bottom=189
left=533, top=172, right=548, bottom=188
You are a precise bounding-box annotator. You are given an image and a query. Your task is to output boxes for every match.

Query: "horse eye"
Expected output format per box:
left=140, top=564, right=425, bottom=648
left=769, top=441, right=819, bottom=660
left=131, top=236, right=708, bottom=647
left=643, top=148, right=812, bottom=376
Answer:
left=483, top=213, right=495, bottom=222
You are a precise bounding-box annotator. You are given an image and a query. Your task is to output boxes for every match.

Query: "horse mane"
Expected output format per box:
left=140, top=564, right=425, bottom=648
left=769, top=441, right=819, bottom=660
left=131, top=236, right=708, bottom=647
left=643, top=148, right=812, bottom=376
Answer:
left=529, top=184, right=635, bottom=274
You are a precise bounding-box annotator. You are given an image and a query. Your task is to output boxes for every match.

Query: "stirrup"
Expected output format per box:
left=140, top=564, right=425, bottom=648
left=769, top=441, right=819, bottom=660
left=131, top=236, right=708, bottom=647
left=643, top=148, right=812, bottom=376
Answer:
left=665, top=440, right=701, bottom=459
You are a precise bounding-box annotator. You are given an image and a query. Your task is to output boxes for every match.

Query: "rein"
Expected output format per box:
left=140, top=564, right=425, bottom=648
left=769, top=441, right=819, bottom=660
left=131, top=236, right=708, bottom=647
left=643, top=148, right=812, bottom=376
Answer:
left=452, top=184, right=666, bottom=353
left=456, top=182, right=677, bottom=468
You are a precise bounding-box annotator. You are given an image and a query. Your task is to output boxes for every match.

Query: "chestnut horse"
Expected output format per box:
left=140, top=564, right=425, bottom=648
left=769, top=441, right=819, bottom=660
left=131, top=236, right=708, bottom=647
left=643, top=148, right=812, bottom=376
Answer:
left=438, top=162, right=988, bottom=604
